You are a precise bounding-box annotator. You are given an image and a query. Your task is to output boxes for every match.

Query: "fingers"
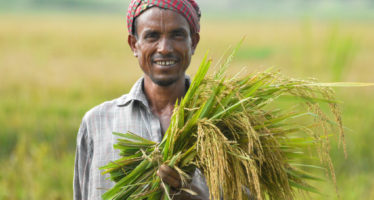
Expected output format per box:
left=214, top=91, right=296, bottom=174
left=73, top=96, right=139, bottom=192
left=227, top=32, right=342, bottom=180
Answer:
left=159, top=164, right=180, bottom=180
left=157, top=164, right=182, bottom=189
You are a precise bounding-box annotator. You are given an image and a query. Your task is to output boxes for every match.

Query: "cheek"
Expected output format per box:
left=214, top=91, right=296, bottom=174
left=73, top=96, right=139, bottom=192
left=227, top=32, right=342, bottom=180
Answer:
left=136, top=47, right=150, bottom=64
left=178, top=42, right=192, bottom=59
left=186, top=40, right=194, bottom=56
left=138, top=43, right=156, bottom=60
left=182, top=46, right=193, bottom=63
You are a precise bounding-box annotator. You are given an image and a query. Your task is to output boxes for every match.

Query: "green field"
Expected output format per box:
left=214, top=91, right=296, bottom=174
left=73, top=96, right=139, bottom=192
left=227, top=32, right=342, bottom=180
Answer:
left=0, top=14, right=374, bottom=199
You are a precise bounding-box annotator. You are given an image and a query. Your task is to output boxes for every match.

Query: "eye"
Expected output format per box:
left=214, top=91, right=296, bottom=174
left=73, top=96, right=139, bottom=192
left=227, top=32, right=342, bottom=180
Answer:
left=144, top=32, right=159, bottom=41
left=172, top=31, right=187, bottom=39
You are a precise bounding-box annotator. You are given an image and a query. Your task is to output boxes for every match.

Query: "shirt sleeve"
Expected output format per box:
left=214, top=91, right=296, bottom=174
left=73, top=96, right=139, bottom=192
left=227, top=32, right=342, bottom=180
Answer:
left=189, top=169, right=252, bottom=200
left=171, top=168, right=209, bottom=200
left=189, top=168, right=210, bottom=200
left=73, top=118, right=93, bottom=200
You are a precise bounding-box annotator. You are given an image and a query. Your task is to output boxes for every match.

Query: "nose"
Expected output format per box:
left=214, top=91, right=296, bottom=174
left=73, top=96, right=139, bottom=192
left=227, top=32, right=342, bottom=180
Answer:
left=157, top=37, right=173, bottom=55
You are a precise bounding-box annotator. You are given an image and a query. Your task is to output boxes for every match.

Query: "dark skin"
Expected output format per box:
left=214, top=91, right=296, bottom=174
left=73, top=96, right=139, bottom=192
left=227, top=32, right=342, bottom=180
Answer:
left=128, top=7, right=203, bottom=199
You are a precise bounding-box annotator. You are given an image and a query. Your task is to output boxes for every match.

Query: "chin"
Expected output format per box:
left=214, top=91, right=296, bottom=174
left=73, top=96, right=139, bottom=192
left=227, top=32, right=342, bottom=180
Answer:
left=151, top=76, right=179, bottom=87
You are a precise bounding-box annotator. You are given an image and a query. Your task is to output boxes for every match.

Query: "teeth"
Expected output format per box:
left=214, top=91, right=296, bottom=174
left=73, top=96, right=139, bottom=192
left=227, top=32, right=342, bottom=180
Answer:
left=156, top=61, right=176, bottom=66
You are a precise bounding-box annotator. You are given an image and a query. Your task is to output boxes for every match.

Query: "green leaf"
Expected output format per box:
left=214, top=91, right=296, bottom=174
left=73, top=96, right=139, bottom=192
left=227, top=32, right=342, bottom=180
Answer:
left=102, top=159, right=153, bottom=200
left=181, top=52, right=211, bottom=107
left=214, top=36, right=245, bottom=79
left=113, top=132, right=156, bottom=145
left=289, top=180, right=321, bottom=194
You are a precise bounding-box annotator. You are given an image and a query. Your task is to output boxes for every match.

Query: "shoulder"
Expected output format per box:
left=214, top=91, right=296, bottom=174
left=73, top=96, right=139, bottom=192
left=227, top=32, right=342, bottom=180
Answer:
left=82, top=94, right=129, bottom=124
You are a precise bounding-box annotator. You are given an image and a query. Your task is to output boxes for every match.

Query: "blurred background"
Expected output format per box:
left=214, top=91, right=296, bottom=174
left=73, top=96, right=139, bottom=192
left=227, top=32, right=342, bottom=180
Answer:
left=1, top=0, right=374, bottom=199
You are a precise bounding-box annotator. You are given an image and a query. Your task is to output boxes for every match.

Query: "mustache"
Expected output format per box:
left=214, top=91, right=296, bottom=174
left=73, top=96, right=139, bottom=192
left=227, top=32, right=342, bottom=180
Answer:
left=152, top=54, right=179, bottom=61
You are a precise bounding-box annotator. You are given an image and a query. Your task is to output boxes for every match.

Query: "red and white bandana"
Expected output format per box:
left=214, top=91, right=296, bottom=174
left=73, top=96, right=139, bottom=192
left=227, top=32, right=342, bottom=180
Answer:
left=127, top=0, right=201, bottom=34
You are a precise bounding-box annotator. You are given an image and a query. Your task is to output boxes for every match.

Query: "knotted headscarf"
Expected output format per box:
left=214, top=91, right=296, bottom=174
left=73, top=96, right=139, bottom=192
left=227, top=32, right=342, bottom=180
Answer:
left=127, top=0, right=201, bottom=35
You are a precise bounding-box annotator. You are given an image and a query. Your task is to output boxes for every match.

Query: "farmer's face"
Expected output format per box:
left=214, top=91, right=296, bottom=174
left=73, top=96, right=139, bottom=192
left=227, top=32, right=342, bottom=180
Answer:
left=128, top=7, right=199, bottom=86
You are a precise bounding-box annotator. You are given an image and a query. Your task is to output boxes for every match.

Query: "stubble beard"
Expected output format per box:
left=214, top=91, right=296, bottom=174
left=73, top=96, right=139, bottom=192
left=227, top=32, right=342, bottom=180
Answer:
left=150, top=75, right=179, bottom=87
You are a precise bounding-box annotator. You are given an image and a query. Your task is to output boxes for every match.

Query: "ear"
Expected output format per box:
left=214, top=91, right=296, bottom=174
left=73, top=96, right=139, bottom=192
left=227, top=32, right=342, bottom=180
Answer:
left=128, top=34, right=138, bottom=57
left=191, top=32, right=200, bottom=55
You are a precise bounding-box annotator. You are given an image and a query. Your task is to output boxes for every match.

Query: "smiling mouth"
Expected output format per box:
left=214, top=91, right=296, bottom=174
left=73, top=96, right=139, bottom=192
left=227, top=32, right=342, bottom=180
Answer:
left=154, top=60, right=177, bottom=66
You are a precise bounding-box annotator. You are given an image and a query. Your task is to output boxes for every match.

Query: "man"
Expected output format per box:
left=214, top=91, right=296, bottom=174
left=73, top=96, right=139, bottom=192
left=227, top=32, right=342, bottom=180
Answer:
left=73, top=0, right=210, bottom=199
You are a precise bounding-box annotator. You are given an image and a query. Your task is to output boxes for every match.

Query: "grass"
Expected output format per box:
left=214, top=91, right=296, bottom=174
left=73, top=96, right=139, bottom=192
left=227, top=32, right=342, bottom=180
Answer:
left=0, top=13, right=373, bottom=199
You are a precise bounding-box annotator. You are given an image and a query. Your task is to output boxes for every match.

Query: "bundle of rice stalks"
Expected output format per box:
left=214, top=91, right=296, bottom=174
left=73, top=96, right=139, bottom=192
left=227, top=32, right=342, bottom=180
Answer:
left=100, top=49, right=372, bottom=200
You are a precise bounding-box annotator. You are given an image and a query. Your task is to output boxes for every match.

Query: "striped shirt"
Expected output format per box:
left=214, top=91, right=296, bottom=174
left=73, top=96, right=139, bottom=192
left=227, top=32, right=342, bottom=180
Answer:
left=73, top=77, right=209, bottom=200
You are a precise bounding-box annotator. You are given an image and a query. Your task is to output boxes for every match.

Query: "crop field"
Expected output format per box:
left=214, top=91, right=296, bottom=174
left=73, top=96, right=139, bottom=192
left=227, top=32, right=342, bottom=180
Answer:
left=0, top=13, right=374, bottom=199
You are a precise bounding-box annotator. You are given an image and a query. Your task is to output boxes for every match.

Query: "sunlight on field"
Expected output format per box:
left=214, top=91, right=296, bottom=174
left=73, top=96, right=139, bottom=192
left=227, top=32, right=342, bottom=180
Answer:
left=0, top=13, right=373, bottom=199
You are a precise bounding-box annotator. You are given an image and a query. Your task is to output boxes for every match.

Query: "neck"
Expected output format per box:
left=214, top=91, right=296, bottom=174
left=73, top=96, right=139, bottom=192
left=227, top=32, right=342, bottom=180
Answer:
left=143, top=76, right=186, bottom=116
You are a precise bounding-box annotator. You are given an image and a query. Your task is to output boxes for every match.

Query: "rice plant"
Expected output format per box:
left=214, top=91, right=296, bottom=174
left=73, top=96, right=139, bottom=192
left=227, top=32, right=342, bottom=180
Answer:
left=100, top=48, right=373, bottom=200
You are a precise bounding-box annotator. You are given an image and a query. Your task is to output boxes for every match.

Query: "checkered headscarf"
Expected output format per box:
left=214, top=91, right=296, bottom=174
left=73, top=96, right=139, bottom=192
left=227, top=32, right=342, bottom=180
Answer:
left=127, top=0, right=201, bottom=34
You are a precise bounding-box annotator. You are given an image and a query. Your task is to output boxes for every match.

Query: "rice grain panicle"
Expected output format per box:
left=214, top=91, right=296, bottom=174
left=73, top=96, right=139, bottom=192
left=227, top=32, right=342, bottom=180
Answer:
left=100, top=46, right=373, bottom=199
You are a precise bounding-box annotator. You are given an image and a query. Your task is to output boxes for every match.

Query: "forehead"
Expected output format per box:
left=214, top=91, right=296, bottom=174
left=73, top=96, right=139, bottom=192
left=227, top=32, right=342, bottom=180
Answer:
left=135, top=7, right=191, bottom=33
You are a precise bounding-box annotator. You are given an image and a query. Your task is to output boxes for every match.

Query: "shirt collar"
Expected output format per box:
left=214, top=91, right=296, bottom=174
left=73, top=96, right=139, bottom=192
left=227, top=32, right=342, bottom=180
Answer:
left=117, top=76, right=191, bottom=107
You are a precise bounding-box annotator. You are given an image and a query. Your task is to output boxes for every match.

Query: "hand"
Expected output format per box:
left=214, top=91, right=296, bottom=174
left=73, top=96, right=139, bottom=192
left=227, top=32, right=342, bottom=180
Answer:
left=157, top=164, right=182, bottom=189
